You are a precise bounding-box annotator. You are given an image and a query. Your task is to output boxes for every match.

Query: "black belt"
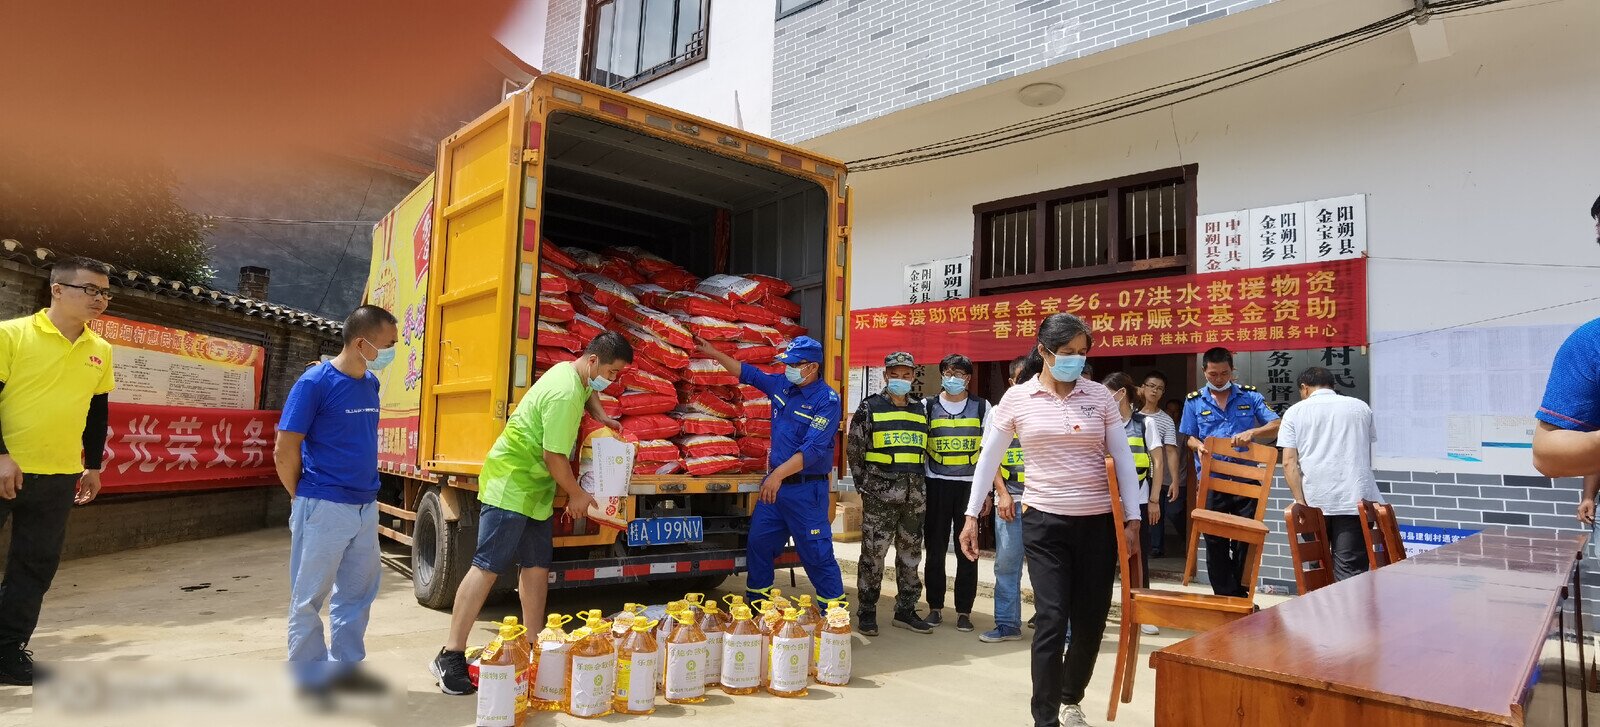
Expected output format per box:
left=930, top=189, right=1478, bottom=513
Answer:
left=782, top=474, right=829, bottom=485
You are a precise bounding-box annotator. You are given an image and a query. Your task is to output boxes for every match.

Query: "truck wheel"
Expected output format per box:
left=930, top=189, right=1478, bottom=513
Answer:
left=413, top=488, right=470, bottom=610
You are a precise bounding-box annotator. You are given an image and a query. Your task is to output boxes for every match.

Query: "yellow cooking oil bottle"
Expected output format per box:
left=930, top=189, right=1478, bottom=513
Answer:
left=815, top=598, right=853, bottom=687
left=530, top=613, right=573, bottom=712
left=563, top=612, right=616, bottom=719
left=767, top=608, right=811, bottom=698
left=719, top=604, right=763, bottom=696
left=475, top=616, right=531, bottom=727
left=683, top=592, right=707, bottom=618
left=754, top=599, right=780, bottom=683
left=717, top=595, right=740, bottom=630
left=664, top=609, right=709, bottom=704
left=608, top=603, right=646, bottom=642
left=795, top=595, right=821, bottom=677
left=698, top=600, right=727, bottom=686
left=613, top=616, right=660, bottom=716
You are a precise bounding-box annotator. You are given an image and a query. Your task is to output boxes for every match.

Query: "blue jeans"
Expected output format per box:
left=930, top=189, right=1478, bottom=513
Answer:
left=993, top=500, right=1025, bottom=630
left=287, top=496, right=381, bottom=680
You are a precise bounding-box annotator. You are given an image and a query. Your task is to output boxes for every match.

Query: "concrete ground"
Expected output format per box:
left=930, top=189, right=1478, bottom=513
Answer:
left=0, top=528, right=1276, bottom=727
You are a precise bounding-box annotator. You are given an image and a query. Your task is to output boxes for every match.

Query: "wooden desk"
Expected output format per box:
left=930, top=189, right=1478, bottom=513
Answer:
left=1152, top=531, right=1590, bottom=727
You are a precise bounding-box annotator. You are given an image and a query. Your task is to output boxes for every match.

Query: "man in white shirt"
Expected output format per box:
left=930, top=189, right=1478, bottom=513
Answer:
left=1138, top=371, right=1179, bottom=557
left=1279, top=366, right=1383, bottom=582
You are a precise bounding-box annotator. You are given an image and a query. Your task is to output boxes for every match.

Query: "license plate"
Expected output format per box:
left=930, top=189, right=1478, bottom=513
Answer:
left=627, top=517, right=704, bottom=547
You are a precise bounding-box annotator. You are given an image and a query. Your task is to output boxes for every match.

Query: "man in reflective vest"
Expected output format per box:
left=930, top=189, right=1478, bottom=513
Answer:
left=923, top=353, right=989, bottom=633
left=846, top=352, right=935, bottom=636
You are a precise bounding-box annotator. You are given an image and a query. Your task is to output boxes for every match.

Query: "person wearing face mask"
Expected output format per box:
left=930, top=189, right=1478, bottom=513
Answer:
left=979, top=355, right=1035, bottom=644
left=695, top=335, right=846, bottom=608
left=921, top=353, right=988, bottom=632
left=275, top=304, right=399, bottom=694
left=958, top=314, right=1143, bottom=727
left=845, top=352, right=934, bottom=635
left=1177, top=346, right=1280, bottom=598
left=430, top=332, right=632, bottom=695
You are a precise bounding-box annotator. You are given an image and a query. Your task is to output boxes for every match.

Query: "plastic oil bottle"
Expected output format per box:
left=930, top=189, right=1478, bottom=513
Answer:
left=719, top=604, right=762, bottom=696
left=697, top=600, right=727, bottom=687
left=563, top=612, right=616, bottom=719
left=654, top=604, right=684, bottom=696
left=609, top=603, right=646, bottom=642
left=767, top=608, right=811, bottom=698
left=476, top=616, right=531, bottom=727
left=795, top=595, right=821, bottom=677
left=664, top=609, right=709, bottom=704
left=530, top=613, right=572, bottom=713
left=683, top=592, right=707, bottom=618
left=815, top=599, right=853, bottom=687
left=613, top=616, right=660, bottom=716
left=754, top=599, right=780, bottom=683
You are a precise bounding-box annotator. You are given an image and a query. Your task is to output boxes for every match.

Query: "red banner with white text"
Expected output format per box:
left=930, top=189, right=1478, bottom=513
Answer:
left=848, top=258, right=1366, bottom=365
left=101, top=403, right=281, bottom=492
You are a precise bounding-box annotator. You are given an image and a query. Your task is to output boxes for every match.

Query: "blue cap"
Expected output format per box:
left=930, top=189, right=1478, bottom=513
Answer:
left=776, top=336, right=823, bottom=364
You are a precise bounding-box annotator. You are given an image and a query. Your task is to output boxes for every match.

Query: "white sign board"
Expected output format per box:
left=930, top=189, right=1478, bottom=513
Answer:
left=1249, top=203, right=1307, bottom=268
left=1305, top=194, right=1368, bottom=262
left=904, top=256, right=971, bottom=304
left=1197, top=211, right=1250, bottom=273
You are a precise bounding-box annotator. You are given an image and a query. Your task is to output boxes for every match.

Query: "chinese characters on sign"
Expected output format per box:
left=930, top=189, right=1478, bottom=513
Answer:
left=1305, top=195, right=1367, bottom=263
left=88, top=316, right=265, bottom=409
left=1201, top=195, right=1367, bottom=270
left=903, top=256, right=970, bottom=304
left=1236, top=345, right=1369, bottom=416
left=1250, top=203, right=1307, bottom=268
left=101, top=403, right=281, bottom=492
left=365, top=175, right=434, bottom=473
left=1196, top=211, right=1249, bottom=273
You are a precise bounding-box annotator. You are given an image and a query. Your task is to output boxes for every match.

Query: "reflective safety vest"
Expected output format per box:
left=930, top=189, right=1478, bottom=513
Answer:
left=926, top=396, right=986, bottom=478
left=863, top=394, right=928, bottom=473
left=1000, top=437, right=1025, bottom=487
left=1123, top=412, right=1152, bottom=486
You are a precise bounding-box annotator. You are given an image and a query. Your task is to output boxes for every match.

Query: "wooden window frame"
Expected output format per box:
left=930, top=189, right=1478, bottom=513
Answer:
left=581, top=0, right=712, bottom=93
left=971, top=164, right=1198, bottom=293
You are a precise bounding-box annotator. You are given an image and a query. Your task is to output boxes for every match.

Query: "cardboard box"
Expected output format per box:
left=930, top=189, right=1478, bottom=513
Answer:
left=832, top=502, right=862, bottom=542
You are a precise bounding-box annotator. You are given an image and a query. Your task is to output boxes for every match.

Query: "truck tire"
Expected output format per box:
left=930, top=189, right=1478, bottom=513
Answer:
left=413, top=488, right=471, bottom=610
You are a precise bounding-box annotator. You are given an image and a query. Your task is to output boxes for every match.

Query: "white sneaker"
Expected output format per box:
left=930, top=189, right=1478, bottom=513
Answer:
left=1140, top=624, right=1160, bottom=636
left=1060, top=703, right=1091, bottom=727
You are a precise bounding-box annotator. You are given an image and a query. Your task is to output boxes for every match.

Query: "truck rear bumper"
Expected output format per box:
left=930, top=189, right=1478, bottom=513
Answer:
left=547, top=548, right=803, bottom=589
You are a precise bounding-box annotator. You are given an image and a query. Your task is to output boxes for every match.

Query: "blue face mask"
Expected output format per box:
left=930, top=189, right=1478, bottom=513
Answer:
left=589, top=374, right=613, bottom=392
left=884, top=378, right=912, bottom=397
left=1048, top=353, right=1086, bottom=382
left=1207, top=380, right=1232, bottom=392
left=363, top=341, right=397, bottom=371
left=785, top=365, right=806, bottom=385
left=942, top=376, right=966, bottom=395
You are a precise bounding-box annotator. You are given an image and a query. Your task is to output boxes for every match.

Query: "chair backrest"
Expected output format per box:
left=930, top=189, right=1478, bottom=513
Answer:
left=1357, top=500, right=1393, bottom=569
left=1106, top=458, right=1144, bottom=600
left=1195, top=436, right=1279, bottom=518
left=1283, top=503, right=1336, bottom=594
left=1374, top=502, right=1407, bottom=563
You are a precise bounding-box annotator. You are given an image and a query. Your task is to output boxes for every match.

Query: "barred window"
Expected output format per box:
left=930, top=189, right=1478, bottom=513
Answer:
left=583, top=0, right=710, bottom=92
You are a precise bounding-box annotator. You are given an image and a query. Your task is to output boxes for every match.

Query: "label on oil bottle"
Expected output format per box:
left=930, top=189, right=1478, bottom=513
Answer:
left=568, top=654, right=615, bottom=716
left=533, top=642, right=568, bottom=701
left=665, top=641, right=708, bottom=699
left=818, top=631, right=852, bottom=684
left=720, top=634, right=762, bottom=689
left=770, top=636, right=810, bottom=693
left=476, top=664, right=517, bottom=726
left=703, top=632, right=725, bottom=685
left=617, top=652, right=659, bottom=712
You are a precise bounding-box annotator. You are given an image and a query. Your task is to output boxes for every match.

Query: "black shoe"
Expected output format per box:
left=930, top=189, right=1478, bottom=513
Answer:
left=893, top=611, right=933, bottom=634
left=1027, top=614, right=1037, bottom=630
left=858, top=614, right=879, bottom=636
left=924, top=609, right=943, bottom=628
left=955, top=614, right=974, bottom=632
left=0, top=644, right=35, bottom=686
left=430, top=648, right=475, bottom=695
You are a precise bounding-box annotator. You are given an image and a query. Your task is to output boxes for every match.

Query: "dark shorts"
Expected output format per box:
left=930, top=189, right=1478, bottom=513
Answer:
left=471, top=504, right=554, bottom=574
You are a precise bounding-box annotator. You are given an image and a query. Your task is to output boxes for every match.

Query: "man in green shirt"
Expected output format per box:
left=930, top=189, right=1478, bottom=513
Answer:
left=429, top=332, right=632, bottom=695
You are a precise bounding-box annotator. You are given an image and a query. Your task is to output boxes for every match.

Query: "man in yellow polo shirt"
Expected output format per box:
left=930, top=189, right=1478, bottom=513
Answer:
left=0, top=256, right=116, bottom=686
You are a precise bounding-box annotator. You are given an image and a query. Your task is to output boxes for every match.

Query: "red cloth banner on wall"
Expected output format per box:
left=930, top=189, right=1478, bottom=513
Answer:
left=101, top=403, right=281, bottom=492
left=848, top=258, right=1367, bottom=366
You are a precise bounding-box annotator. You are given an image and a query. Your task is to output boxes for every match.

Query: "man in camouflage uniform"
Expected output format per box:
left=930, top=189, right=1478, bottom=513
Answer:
left=847, top=352, right=936, bottom=636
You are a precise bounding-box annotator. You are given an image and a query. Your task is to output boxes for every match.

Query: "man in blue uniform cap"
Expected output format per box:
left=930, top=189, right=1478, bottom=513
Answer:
left=695, top=335, right=846, bottom=605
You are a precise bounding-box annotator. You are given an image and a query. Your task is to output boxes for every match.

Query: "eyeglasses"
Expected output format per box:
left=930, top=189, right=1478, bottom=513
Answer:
left=59, top=283, right=113, bottom=300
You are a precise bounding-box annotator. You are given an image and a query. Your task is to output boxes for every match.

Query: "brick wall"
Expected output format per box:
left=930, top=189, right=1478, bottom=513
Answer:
left=544, top=0, right=585, bottom=77
left=772, top=0, right=1277, bottom=143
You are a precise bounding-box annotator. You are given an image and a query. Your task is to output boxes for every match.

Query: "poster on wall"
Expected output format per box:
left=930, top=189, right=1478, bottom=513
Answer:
left=903, top=256, right=970, bottom=304
left=1249, top=203, right=1307, bottom=268
left=1197, top=211, right=1250, bottom=272
left=1198, top=195, right=1366, bottom=270
left=365, top=174, right=434, bottom=473
left=1306, top=195, right=1367, bottom=263
left=88, top=316, right=265, bottom=410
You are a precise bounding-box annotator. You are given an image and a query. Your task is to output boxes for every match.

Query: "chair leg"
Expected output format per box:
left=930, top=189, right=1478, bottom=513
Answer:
left=1183, top=526, right=1200, bottom=586
left=1121, top=619, right=1143, bottom=705
left=1107, top=614, right=1130, bottom=722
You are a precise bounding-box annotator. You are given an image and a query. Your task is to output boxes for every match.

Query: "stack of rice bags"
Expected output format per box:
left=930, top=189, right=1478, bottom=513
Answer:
left=532, top=240, right=809, bottom=478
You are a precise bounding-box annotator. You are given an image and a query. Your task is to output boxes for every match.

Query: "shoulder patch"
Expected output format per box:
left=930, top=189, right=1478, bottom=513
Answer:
left=1241, top=384, right=1258, bottom=392
left=1186, top=390, right=1201, bottom=400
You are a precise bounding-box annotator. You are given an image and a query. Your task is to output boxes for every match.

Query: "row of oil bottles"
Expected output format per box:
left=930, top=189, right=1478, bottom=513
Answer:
left=473, top=589, right=853, bottom=726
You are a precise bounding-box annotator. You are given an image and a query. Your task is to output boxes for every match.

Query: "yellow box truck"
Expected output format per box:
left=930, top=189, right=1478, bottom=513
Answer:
left=364, top=74, right=853, bottom=608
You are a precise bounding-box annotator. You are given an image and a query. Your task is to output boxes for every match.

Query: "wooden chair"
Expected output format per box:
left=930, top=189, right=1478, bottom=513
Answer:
left=1104, top=458, right=1144, bottom=722
left=1284, top=503, right=1336, bottom=595
left=1110, top=436, right=1278, bottom=721
left=1358, top=500, right=1406, bottom=569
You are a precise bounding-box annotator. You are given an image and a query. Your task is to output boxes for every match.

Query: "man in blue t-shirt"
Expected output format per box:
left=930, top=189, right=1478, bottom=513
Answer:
left=1533, top=195, right=1600, bottom=520
left=274, top=305, right=397, bottom=689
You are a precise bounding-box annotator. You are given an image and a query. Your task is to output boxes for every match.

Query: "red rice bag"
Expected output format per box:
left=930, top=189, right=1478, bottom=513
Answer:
left=732, top=303, right=779, bottom=326
left=686, top=391, right=740, bottom=419
left=537, top=295, right=574, bottom=323
left=674, top=412, right=737, bottom=436
left=774, top=317, right=808, bottom=338
left=600, top=259, right=646, bottom=286
left=620, top=323, right=690, bottom=369
left=612, top=246, right=675, bottom=275
left=679, top=315, right=742, bottom=341
left=621, top=368, right=675, bottom=397
left=738, top=457, right=768, bottom=474
left=540, top=270, right=574, bottom=296
left=737, top=417, right=771, bottom=437
left=613, top=305, right=695, bottom=349
left=684, top=455, right=741, bottom=476
left=686, top=359, right=740, bottom=387
left=620, top=391, right=678, bottom=416
left=539, top=241, right=579, bottom=269
left=767, top=296, right=802, bottom=319
left=751, top=363, right=786, bottom=375
left=739, top=323, right=784, bottom=345
left=738, top=385, right=766, bottom=401
left=739, top=437, right=772, bottom=460
left=626, top=437, right=680, bottom=463
left=659, top=291, right=736, bottom=321
left=574, top=295, right=612, bottom=325
left=534, top=346, right=567, bottom=372
left=697, top=274, right=764, bottom=304
left=744, top=274, right=794, bottom=298
left=630, top=354, right=681, bottom=383
left=654, top=267, right=700, bottom=292
left=732, top=344, right=778, bottom=364
left=597, top=393, right=622, bottom=419
left=562, top=246, right=607, bottom=272
left=636, top=460, right=684, bottom=476
left=621, top=414, right=680, bottom=440
left=630, top=283, right=672, bottom=309
left=675, top=434, right=739, bottom=459
left=577, top=273, right=641, bottom=309
left=537, top=321, right=582, bottom=352
left=742, top=396, right=772, bottom=419
left=569, top=314, right=605, bottom=343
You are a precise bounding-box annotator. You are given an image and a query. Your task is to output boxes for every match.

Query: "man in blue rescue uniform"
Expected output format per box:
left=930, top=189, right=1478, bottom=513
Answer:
left=696, top=335, right=846, bottom=605
left=1178, top=346, right=1280, bottom=598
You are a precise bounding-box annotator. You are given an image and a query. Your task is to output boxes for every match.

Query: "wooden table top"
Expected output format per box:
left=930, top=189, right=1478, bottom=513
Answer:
left=1153, top=530, right=1588, bottom=724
